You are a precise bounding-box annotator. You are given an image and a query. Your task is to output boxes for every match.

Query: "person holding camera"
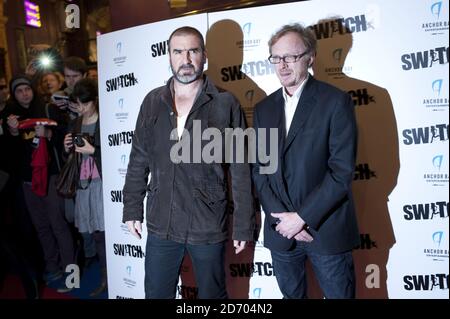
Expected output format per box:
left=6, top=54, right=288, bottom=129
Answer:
left=53, top=57, right=87, bottom=120
left=62, top=78, right=106, bottom=297
left=54, top=57, right=98, bottom=282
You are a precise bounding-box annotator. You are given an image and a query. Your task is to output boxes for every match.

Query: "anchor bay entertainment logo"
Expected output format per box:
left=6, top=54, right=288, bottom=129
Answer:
left=113, top=42, right=127, bottom=67
left=421, top=1, right=449, bottom=35
left=423, top=154, right=449, bottom=187
left=118, top=153, right=128, bottom=177
left=422, top=231, right=449, bottom=262
left=422, top=79, right=449, bottom=112
left=323, top=48, right=353, bottom=79
left=115, top=98, right=129, bottom=122
left=235, top=22, right=261, bottom=51
left=122, top=265, right=137, bottom=289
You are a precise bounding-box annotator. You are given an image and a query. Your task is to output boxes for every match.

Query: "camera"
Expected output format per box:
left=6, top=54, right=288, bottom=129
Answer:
left=52, top=94, right=70, bottom=109
left=72, top=133, right=90, bottom=147
left=52, top=94, right=69, bottom=102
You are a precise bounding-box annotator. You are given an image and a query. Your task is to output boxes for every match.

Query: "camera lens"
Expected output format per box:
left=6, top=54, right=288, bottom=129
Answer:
left=73, top=135, right=85, bottom=147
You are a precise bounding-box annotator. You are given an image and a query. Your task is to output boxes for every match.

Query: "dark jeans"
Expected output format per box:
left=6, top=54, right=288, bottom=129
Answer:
left=92, top=231, right=106, bottom=269
left=22, top=175, right=75, bottom=273
left=271, top=241, right=355, bottom=299
left=144, top=233, right=227, bottom=299
left=81, top=232, right=97, bottom=258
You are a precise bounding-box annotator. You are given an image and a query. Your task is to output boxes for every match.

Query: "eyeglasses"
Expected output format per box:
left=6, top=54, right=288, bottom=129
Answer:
left=268, top=51, right=309, bottom=64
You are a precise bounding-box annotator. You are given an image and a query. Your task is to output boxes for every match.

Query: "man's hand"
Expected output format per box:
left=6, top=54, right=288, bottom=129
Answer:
left=233, top=240, right=246, bottom=254
left=126, top=220, right=142, bottom=239
left=53, top=99, right=69, bottom=110
left=68, top=101, right=80, bottom=114
left=294, top=229, right=313, bottom=242
left=64, top=133, right=73, bottom=153
left=271, top=212, right=307, bottom=239
left=7, top=114, right=19, bottom=129
left=25, top=60, right=37, bottom=77
left=7, top=115, right=20, bottom=136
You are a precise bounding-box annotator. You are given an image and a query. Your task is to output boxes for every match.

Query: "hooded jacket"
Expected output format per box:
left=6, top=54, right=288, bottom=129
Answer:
left=3, top=77, right=67, bottom=183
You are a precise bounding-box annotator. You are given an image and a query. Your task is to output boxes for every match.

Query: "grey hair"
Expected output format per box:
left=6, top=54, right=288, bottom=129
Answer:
left=268, top=23, right=316, bottom=55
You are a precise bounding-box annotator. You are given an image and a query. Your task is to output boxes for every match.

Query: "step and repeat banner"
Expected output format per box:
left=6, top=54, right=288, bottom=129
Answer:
left=97, top=0, right=449, bottom=299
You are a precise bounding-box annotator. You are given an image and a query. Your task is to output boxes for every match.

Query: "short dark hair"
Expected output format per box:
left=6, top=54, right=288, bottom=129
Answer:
left=168, top=26, right=205, bottom=52
left=268, top=23, right=316, bottom=56
left=70, top=78, right=98, bottom=104
left=64, top=56, right=87, bottom=75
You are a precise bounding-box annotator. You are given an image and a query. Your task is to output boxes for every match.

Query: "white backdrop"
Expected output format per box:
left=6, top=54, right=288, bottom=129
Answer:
left=97, top=0, right=449, bottom=299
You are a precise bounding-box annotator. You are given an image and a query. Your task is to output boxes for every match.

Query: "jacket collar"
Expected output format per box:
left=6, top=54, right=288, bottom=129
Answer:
left=283, top=75, right=317, bottom=153
left=160, top=74, right=218, bottom=114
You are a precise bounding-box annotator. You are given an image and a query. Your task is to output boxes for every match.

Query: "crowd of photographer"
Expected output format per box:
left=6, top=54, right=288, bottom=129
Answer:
left=0, top=55, right=106, bottom=299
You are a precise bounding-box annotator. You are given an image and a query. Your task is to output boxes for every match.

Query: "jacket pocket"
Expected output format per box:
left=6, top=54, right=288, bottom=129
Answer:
left=192, top=186, right=228, bottom=232
left=193, top=188, right=226, bottom=205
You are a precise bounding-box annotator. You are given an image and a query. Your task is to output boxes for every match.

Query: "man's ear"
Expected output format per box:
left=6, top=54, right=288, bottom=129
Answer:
left=308, top=53, right=315, bottom=68
left=203, top=49, right=208, bottom=63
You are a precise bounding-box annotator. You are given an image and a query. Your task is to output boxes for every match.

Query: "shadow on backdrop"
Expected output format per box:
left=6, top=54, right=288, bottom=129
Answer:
left=207, top=19, right=267, bottom=299
left=306, top=17, right=399, bottom=298
left=205, top=19, right=267, bottom=127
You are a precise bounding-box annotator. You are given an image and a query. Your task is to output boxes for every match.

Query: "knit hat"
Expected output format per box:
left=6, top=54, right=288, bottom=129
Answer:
left=10, top=75, right=32, bottom=97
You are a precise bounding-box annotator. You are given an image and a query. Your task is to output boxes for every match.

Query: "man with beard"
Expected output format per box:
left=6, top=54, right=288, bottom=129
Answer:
left=122, top=26, right=255, bottom=299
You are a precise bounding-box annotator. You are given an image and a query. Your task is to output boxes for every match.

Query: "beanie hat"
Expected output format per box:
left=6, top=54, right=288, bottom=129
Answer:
left=10, top=75, right=32, bottom=97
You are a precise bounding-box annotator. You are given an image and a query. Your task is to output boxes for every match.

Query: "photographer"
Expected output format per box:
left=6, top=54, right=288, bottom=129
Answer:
left=53, top=57, right=87, bottom=120
left=62, top=78, right=106, bottom=297
left=53, top=56, right=98, bottom=280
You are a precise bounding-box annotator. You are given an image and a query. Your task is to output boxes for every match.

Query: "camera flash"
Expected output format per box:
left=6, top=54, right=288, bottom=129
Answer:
left=40, top=56, right=52, bottom=67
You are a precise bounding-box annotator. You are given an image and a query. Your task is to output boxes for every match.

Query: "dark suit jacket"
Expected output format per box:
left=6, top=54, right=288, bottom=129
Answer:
left=252, top=75, right=360, bottom=254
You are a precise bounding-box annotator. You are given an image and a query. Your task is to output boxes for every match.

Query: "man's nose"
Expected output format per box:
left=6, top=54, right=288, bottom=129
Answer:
left=182, top=51, right=192, bottom=63
left=280, top=60, right=289, bottom=69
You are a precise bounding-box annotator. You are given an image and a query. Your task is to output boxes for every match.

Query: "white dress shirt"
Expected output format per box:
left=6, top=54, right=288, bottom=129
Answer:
left=177, top=113, right=188, bottom=140
left=282, top=74, right=309, bottom=134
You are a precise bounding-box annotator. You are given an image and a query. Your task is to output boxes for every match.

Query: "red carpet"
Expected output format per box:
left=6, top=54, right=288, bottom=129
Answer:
left=0, top=274, right=74, bottom=299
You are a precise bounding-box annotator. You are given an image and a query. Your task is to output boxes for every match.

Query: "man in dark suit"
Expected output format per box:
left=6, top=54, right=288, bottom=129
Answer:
left=252, top=23, right=359, bottom=299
